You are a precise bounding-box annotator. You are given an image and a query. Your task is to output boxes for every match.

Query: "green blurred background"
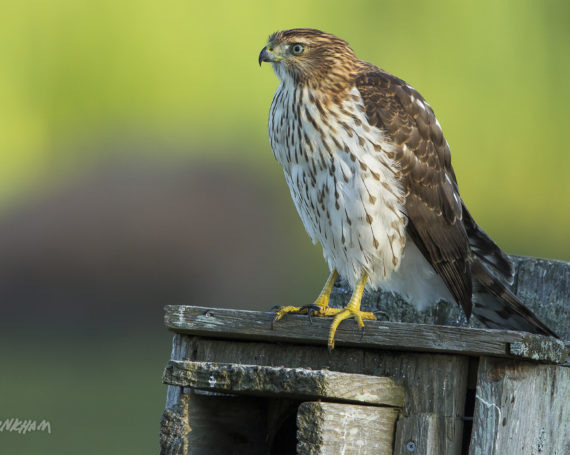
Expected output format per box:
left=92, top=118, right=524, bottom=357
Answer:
left=1, top=0, right=568, bottom=453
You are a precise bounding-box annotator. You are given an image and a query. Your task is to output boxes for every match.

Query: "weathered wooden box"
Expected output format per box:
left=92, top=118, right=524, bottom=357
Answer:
left=159, top=256, right=569, bottom=455
left=159, top=306, right=568, bottom=454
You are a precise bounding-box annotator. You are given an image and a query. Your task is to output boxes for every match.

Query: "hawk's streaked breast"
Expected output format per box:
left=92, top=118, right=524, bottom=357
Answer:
left=269, top=77, right=408, bottom=289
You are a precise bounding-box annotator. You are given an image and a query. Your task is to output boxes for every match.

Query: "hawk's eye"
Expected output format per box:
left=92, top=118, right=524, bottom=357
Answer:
left=291, top=44, right=305, bottom=56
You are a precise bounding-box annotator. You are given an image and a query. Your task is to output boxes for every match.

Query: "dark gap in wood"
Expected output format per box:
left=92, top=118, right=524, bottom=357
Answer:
left=189, top=393, right=270, bottom=453
left=461, top=357, right=479, bottom=454
left=268, top=405, right=298, bottom=454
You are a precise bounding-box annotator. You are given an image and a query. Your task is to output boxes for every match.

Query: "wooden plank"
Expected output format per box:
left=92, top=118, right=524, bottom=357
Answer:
left=171, top=336, right=469, bottom=417
left=510, top=338, right=568, bottom=362
left=160, top=393, right=191, bottom=455
left=468, top=356, right=570, bottom=454
left=163, top=360, right=404, bottom=407
left=164, top=334, right=193, bottom=409
left=394, top=414, right=463, bottom=455
left=164, top=305, right=567, bottom=363
left=511, top=255, right=570, bottom=340
left=363, top=353, right=469, bottom=424
left=377, top=354, right=468, bottom=455
left=296, top=402, right=398, bottom=455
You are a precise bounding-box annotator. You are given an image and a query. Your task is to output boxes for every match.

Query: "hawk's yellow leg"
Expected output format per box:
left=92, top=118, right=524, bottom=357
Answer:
left=327, top=272, right=376, bottom=350
left=273, top=270, right=376, bottom=350
left=273, top=269, right=340, bottom=322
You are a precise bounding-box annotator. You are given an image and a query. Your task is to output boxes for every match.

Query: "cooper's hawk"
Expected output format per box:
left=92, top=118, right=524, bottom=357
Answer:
left=259, top=28, right=557, bottom=349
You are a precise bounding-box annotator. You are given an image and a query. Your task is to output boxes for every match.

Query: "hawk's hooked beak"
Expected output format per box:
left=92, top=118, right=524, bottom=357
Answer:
left=258, top=46, right=279, bottom=66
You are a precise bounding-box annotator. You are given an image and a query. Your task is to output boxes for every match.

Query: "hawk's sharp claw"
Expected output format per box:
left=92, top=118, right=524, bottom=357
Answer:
left=271, top=312, right=283, bottom=329
left=373, top=310, right=389, bottom=321
left=303, top=304, right=322, bottom=312
left=300, top=304, right=321, bottom=324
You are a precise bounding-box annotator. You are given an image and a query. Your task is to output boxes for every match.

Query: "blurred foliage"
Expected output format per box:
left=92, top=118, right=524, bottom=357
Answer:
left=1, top=0, right=569, bottom=259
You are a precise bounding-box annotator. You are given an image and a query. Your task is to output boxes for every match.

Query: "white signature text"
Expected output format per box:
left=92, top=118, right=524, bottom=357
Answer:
left=0, top=418, right=52, bottom=435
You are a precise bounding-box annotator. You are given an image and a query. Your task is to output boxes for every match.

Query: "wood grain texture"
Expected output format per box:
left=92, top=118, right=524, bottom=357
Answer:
left=160, top=393, right=191, bottom=455
left=379, top=355, right=468, bottom=455
left=164, top=305, right=567, bottom=363
left=165, top=334, right=193, bottom=409
left=175, top=336, right=470, bottom=415
left=163, top=360, right=404, bottom=407
left=511, top=255, right=570, bottom=340
left=297, top=402, right=398, bottom=455
left=361, top=354, right=469, bottom=419
left=393, top=414, right=463, bottom=455
left=469, top=356, right=570, bottom=455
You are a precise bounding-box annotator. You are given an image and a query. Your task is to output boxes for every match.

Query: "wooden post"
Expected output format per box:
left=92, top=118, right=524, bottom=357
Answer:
left=159, top=255, right=569, bottom=454
left=469, top=357, right=570, bottom=454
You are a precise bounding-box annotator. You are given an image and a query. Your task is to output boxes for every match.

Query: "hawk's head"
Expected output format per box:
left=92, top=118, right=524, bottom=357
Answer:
left=259, top=28, right=357, bottom=85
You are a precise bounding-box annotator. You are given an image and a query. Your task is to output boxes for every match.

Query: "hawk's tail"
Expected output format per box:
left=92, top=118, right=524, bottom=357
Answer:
left=462, top=204, right=557, bottom=337
left=470, top=259, right=558, bottom=338
left=463, top=204, right=515, bottom=284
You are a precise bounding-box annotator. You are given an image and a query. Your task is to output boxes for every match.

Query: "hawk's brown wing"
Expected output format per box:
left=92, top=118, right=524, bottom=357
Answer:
left=356, top=70, right=473, bottom=317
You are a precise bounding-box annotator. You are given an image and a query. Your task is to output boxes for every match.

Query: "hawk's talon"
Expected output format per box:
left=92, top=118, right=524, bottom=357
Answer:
left=271, top=274, right=375, bottom=349
left=301, top=304, right=322, bottom=313
left=299, top=304, right=323, bottom=324
left=326, top=305, right=376, bottom=349
left=270, top=313, right=279, bottom=329
left=270, top=305, right=312, bottom=329
left=373, top=310, right=389, bottom=321
left=325, top=273, right=376, bottom=350
left=271, top=270, right=339, bottom=329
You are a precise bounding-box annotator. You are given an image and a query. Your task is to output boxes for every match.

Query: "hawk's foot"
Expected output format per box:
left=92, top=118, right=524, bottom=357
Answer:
left=271, top=292, right=340, bottom=327
left=301, top=291, right=343, bottom=322
left=271, top=305, right=308, bottom=328
left=271, top=270, right=376, bottom=351
left=271, top=269, right=339, bottom=327
left=327, top=306, right=376, bottom=350
left=326, top=272, right=373, bottom=351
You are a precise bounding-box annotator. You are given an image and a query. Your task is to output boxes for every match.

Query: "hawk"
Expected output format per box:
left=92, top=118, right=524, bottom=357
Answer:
left=259, top=28, right=557, bottom=349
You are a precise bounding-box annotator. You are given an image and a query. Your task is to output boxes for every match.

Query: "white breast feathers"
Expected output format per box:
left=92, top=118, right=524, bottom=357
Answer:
left=269, top=83, right=408, bottom=290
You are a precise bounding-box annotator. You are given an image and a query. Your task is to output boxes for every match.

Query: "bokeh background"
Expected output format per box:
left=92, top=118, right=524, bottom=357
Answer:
left=1, top=1, right=569, bottom=453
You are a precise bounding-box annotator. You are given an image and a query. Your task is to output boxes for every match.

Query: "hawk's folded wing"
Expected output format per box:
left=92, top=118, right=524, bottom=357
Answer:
left=356, top=70, right=473, bottom=317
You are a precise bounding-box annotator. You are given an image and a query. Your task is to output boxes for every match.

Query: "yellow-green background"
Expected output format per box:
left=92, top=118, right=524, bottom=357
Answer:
left=1, top=1, right=568, bottom=453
